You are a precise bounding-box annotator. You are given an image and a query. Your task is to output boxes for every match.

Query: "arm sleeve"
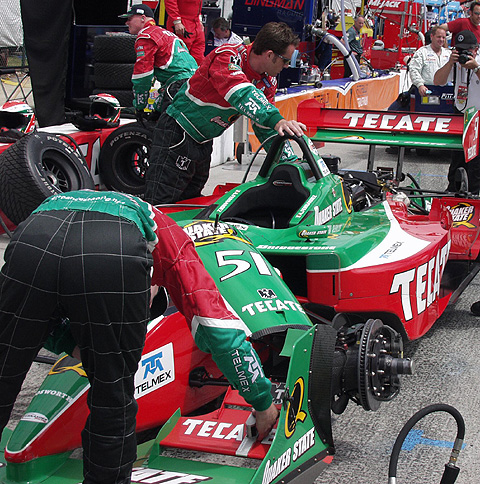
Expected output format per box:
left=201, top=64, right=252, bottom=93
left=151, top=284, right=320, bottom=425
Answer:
left=152, top=214, right=273, bottom=410
left=164, top=0, right=181, bottom=20
left=408, top=50, right=426, bottom=88
left=132, top=38, right=157, bottom=110
left=207, top=49, right=284, bottom=129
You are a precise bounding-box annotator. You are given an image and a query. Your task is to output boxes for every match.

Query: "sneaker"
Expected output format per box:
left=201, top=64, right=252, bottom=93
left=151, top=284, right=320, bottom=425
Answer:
left=471, top=301, right=480, bottom=316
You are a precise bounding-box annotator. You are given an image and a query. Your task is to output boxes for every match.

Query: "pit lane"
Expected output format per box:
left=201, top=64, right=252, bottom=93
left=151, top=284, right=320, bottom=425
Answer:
left=4, top=143, right=480, bottom=483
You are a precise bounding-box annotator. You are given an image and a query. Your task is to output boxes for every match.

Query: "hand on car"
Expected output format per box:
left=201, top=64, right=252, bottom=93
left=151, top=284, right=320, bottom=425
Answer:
left=274, top=119, right=306, bottom=138
left=253, top=403, right=279, bottom=441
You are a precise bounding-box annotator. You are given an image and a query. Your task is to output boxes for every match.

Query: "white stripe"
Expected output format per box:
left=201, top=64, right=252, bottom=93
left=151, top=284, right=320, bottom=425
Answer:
left=307, top=201, right=430, bottom=273
left=191, top=313, right=251, bottom=339
left=132, top=70, right=154, bottom=80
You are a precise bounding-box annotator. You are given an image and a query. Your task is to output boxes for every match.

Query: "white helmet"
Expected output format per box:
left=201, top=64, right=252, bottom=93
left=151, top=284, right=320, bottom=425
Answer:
left=89, top=93, right=121, bottom=124
left=0, top=101, right=36, bottom=133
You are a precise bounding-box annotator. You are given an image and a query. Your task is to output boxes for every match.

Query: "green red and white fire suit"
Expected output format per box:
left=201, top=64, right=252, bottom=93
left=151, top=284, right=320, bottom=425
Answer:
left=145, top=42, right=295, bottom=205
left=132, top=19, right=197, bottom=112
left=165, top=0, right=205, bottom=65
left=0, top=190, right=272, bottom=484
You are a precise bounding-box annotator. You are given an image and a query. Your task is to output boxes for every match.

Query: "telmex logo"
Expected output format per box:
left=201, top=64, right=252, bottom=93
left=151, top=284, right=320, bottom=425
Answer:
left=285, top=377, right=307, bottom=438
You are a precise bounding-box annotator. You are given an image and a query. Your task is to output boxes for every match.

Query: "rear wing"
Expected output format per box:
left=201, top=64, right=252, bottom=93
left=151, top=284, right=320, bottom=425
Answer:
left=297, top=99, right=479, bottom=179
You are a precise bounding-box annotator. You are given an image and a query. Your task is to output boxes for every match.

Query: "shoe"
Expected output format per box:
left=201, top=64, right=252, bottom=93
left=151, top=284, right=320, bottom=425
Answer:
left=471, top=301, right=480, bottom=316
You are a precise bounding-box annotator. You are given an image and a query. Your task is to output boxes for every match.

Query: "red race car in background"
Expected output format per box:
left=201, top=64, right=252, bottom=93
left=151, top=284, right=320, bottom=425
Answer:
left=0, top=96, right=152, bottom=230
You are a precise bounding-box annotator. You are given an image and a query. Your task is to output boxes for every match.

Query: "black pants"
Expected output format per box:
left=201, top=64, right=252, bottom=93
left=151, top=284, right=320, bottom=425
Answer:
left=448, top=150, right=480, bottom=194
left=145, top=113, right=213, bottom=205
left=0, top=210, right=152, bottom=484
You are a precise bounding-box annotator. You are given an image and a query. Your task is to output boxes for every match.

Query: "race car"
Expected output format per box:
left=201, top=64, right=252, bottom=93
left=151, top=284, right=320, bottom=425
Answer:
left=4, top=119, right=479, bottom=482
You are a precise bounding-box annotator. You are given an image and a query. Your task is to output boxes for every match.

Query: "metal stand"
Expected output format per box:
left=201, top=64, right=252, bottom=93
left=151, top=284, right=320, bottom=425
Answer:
left=0, top=67, right=32, bottom=104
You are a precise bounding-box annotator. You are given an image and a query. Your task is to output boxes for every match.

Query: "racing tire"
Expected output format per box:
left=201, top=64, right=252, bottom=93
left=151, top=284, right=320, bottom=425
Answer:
left=94, top=63, right=134, bottom=90
left=93, top=34, right=136, bottom=63
left=0, top=132, right=95, bottom=225
left=98, top=124, right=152, bottom=195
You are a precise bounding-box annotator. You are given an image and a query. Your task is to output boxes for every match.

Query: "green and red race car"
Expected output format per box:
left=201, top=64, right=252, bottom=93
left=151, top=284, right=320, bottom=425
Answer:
left=1, top=103, right=479, bottom=483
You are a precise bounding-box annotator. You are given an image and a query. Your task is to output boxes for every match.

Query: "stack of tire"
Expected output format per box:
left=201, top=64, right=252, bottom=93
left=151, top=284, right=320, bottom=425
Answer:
left=93, top=34, right=136, bottom=108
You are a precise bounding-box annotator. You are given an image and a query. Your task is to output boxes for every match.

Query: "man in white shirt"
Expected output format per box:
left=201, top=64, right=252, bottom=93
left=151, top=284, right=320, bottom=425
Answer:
left=206, top=17, right=243, bottom=55
left=409, top=25, right=451, bottom=96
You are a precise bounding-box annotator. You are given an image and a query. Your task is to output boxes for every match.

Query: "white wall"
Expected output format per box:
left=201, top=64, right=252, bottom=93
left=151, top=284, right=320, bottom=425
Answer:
left=0, top=0, right=23, bottom=47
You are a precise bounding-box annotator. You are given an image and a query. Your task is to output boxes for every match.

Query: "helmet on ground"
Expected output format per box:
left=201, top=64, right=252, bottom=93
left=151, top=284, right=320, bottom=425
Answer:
left=89, top=93, right=121, bottom=124
left=0, top=101, right=36, bottom=133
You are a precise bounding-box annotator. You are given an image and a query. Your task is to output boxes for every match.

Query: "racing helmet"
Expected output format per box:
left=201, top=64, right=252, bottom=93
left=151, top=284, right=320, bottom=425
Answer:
left=89, top=93, right=121, bottom=124
left=0, top=101, right=36, bottom=133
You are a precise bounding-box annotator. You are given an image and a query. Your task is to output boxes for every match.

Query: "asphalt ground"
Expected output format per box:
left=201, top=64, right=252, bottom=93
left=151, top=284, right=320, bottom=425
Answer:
left=1, top=124, right=480, bottom=482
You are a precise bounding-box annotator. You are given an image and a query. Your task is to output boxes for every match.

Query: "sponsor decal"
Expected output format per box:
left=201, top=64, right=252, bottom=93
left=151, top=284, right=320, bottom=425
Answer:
left=380, top=241, right=404, bottom=259
left=49, top=355, right=86, bottom=377
left=390, top=240, right=451, bottom=321
left=216, top=188, right=242, bottom=213
left=244, top=0, right=306, bottom=11
left=369, top=0, right=402, bottom=8
left=242, top=298, right=305, bottom=316
left=183, top=418, right=244, bottom=441
left=294, top=195, right=318, bottom=219
left=134, top=343, right=175, bottom=398
left=21, top=412, right=49, bottom=424
left=258, top=244, right=336, bottom=251
left=131, top=468, right=211, bottom=483
left=175, top=155, right=191, bottom=171
left=262, top=426, right=316, bottom=484
left=183, top=220, right=250, bottom=246
left=36, top=389, right=73, bottom=404
left=258, top=288, right=277, bottom=299
left=285, top=377, right=307, bottom=438
left=271, top=381, right=286, bottom=404
left=231, top=348, right=265, bottom=392
left=343, top=112, right=451, bottom=133
left=448, top=202, right=476, bottom=229
left=298, top=228, right=329, bottom=238
left=245, top=99, right=260, bottom=115
left=228, top=54, right=241, bottom=69
left=314, top=198, right=343, bottom=225
left=210, top=115, right=230, bottom=128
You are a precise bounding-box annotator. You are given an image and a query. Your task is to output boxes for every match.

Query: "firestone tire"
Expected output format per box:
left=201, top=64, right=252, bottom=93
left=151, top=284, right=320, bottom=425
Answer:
left=0, top=132, right=95, bottom=225
left=98, top=124, right=152, bottom=195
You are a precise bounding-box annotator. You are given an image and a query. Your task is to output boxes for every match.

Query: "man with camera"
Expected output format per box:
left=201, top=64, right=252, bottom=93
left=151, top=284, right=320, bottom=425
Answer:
left=434, top=30, right=480, bottom=194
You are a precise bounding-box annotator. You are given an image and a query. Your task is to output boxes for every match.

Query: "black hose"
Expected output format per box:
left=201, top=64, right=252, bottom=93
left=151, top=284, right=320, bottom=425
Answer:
left=388, top=404, right=465, bottom=484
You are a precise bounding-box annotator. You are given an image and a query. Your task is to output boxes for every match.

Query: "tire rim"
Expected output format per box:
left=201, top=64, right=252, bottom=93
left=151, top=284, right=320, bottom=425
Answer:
left=41, top=150, right=87, bottom=192
left=114, top=143, right=149, bottom=185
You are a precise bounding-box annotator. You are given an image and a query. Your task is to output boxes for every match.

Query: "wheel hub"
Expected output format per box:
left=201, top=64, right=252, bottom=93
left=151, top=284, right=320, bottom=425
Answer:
left=332, top=319, right=413, bottom=413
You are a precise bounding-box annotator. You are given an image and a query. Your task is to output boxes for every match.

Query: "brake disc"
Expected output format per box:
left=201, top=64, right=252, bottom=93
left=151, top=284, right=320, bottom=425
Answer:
left=357, top=319, right=413, bottom=411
